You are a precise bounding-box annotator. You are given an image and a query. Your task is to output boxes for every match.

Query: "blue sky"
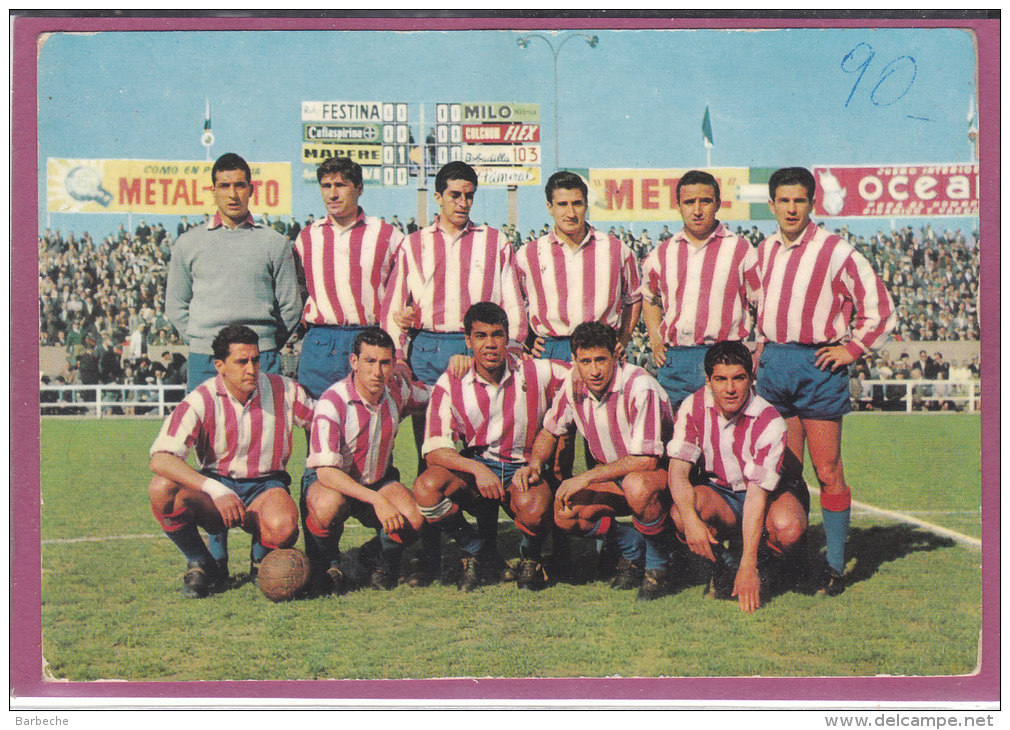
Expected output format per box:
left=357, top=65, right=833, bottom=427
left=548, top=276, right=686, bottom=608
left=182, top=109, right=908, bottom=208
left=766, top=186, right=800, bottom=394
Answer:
left=36, top=25, right=979, bottom=238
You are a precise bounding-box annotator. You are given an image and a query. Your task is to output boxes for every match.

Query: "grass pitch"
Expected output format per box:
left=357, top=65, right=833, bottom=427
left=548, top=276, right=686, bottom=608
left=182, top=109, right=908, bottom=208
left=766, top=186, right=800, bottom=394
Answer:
left=39, top=414, right=982, bottom=680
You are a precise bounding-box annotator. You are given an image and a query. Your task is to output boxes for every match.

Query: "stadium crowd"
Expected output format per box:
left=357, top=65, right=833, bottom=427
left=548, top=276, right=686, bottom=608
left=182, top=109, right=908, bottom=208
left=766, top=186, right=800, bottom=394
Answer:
left=39, top=216, right=979, bottom=391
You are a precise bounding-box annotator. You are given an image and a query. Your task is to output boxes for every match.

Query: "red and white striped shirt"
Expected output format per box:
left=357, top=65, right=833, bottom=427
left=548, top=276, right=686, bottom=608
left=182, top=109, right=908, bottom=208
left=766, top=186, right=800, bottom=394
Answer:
left=150, top=373, right=315, bottom=479
left=381, top=217, right=528, bottom=355
left=667, top=387, right=786, bottom=493
left=516, top=227, right=642, bottom=337
left=422, top=355, right=570, bottom=465
left=639, top=224, right=760, bottom=347
left=543, top=362, right=673, bottom=464
left=756, top=222, right=896, bottom=358
left=307, top=372, right=429, bottom=486
left=294, top=210, right=403, bottom=326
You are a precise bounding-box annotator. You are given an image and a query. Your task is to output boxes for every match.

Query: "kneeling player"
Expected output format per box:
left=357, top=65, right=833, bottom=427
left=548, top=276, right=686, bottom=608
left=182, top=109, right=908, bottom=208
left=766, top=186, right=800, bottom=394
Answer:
left=148, top=324, right=314, bottom=598
left=302, top=327, right=429, bottom=592
left=518, top=321, right=676, bottom=600
left=413, top=303, right=567, bottom=591
left=667, top=340, right=809, bottom=613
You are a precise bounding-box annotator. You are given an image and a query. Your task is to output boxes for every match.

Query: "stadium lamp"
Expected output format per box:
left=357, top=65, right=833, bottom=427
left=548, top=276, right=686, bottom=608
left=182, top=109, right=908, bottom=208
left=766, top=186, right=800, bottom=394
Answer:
left=516, top=32, right=600, bottom=170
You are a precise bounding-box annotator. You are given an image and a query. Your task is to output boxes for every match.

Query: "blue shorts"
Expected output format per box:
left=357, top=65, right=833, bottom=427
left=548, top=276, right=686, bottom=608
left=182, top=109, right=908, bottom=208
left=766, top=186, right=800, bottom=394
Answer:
left=302, top=466, right=402, bottom=530
left=408, top=331, right=469, bottom=386
left=701, top=475, right=810, bottom=521
left=756, top=343, right=852, bottom=420
left=461, top=451, right=523, bottom=489
left=301, top=465, right=401, bottom=494
left=654, top=345, right=708, bottom=412
left=186, top=349, right=280, bottom=393
left=201, top=469, right=291, bottom=507
left=537, top=335, right=572, bottom=362
left=297, top=325, right=368, bottom=399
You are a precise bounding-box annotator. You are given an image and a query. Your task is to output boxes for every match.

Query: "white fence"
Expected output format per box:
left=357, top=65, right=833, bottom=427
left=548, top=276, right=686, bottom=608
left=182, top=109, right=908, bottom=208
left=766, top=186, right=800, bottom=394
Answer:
left=853, top=378, right=980, bottom=413
left=40, top=383, right=186, bottom=418
left=39, top=379, right=981, bottom=418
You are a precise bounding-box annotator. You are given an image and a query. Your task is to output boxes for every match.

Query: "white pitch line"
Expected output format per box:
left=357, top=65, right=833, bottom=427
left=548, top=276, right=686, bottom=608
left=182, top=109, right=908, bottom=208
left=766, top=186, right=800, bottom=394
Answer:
left=42, top=533, right=165, bottom=545
left=808, top=486, right=982, bottom=550
left=43, top=499, right=982, bottom=551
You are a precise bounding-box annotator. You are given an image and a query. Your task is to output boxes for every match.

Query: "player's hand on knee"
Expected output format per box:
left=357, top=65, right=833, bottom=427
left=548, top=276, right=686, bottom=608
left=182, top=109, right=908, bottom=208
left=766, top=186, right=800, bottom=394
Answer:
left=556, top=477, right=585, bottom=508
left=529, top=337, right=546, bottom=358
left=213, top=493, right=246, bottom=529
left=652, top=347, right=666, bottom=368
left=374, top=499, right=404, bottom=535
left=512, top=463, right=542, bottom=492
left=474, top=465, right=505, bottom=501
left=732, top=564, right=761, bottom=614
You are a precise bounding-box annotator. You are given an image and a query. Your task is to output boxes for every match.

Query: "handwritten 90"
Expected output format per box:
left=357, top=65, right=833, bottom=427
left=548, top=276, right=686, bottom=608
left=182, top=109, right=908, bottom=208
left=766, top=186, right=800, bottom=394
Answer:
left=841, top=43, right=919, bottom=116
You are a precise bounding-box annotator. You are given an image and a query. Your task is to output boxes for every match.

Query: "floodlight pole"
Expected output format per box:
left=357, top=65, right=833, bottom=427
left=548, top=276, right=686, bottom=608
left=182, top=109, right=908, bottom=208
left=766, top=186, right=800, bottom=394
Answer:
left=517, top=32, right=599, bottom=172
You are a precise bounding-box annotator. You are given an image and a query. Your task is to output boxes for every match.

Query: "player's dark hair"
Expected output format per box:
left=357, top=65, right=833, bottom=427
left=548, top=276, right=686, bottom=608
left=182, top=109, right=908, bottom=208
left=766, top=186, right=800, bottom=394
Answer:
left=768, top=167, right=816, bottom=201
left=212, top=324, right=259, bottom=362
left=435, top=161, right=478, bottom=194
left=351, top=326, right=395, bottom=357
left=463, top=302, right=509, bottom=335
left=570, top=321, right=617, bottom=355
left=677, top=169, right=721, bottom=206
left=211, top=153, right=251, bottom=186
left=317, top=155, right=363, bottom=188
left=704, top=340, right=753, bottom=378
left=545, top=170, right=588, bottom=204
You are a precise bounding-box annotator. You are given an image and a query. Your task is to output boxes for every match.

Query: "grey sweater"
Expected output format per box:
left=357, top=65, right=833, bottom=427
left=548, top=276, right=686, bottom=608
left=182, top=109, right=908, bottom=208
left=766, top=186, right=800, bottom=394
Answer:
left=165, top=220, right=302, bottom=355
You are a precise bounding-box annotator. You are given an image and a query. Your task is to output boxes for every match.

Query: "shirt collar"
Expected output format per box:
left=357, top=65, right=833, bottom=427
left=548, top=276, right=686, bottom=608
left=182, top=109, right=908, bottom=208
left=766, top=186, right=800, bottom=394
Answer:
left=774, top=221, right=818, bottom=250
left=208, top=212, right=259, bottom=230
left=215, top=372, right=262, bottom=407
left=432, top=215, right=478, bottom=239
left=549, top=224, right=594, bottom=250
left=674, top=222, right=728, bottom=249
left=322, top=207, right=366, bottom=230
left=464, top=353, right=519, bottom=388
left=704, top=386, right=759, bottom=427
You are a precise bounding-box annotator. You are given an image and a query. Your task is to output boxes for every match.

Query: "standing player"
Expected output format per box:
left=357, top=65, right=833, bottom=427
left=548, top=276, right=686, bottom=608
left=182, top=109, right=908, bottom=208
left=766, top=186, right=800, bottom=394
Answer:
left=514, top=170, right=643, bottom=574
left=413, top=303, right=567, bottom=591
left=382, top=161, right=529, bottom=580
left=667, top=341, right=809, bottom=613
left=516, top=171, right=642, bottom=361
left=294, top=156, right=404, bottom=399
left=640, top=170, right=761, bottom=411
left=518, top=322, right=676, bottom=600
left=164, top=153, right=302, bottom=573
left=147, top=325, right=313, bottom=598
left=302, top=327, right=429, bottom=592
left=165, top=153, right=301, bottom=393
left=756, top=167, right=895, bottom=594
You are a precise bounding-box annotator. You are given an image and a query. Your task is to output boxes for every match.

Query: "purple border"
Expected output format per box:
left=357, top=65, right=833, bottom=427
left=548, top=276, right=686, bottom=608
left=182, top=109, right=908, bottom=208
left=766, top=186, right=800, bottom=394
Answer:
left=12, top=13, right=999, bottom=704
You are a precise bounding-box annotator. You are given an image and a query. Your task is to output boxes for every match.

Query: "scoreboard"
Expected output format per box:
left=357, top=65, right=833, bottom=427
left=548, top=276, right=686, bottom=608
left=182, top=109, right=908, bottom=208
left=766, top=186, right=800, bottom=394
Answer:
left=301, top=101, right=412, bottom=186
left=432, top=102, right=542, bottom=186
left=300, top=101, right=542, bottom=187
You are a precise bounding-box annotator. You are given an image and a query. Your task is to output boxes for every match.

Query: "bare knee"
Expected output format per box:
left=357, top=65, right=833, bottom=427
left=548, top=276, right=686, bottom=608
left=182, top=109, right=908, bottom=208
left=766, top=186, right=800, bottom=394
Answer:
left=510, top=486, right=552, bottom=535
left=256, top=502, right=299, bottom=548
left=767, top=514, right=806, bottom=551
left=305, top=483, right=347, bottom=528
left=412, top=468, right=449, bottom=505
left=621, top=472, right=666, bottom=518
left=148, top=475, right=179, bottom=506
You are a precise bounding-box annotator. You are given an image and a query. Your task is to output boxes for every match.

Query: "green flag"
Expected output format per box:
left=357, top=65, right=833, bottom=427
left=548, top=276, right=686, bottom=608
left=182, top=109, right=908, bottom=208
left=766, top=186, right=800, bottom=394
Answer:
left=702, top=106, right=714, bottom=148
